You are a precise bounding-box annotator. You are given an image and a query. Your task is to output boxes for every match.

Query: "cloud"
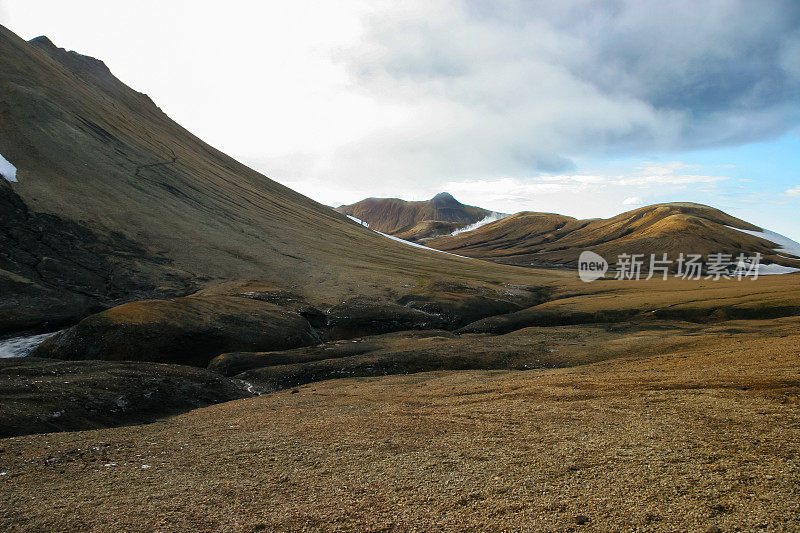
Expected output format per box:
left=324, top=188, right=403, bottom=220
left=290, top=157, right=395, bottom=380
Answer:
left=786, top=186, right=800, bottom=197
left=623, top=197, right=643, bottom=206
left=613, top=162, right=730, bottom=186
left=284, top=160, right=729, bottom=218
left=323, top=0, right=800, bottom=185
left=436, top=162, right=728, bottom=198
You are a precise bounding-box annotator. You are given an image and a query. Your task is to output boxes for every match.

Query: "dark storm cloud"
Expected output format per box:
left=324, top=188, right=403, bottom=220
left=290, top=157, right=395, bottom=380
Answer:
left=538, top=0, right=800, bottom=147
left=340, top=0, right=800, bottom=176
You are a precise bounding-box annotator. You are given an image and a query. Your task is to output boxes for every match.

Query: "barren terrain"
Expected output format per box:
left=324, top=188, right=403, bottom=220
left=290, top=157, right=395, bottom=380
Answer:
left=2, top=316, right=798, bottom=531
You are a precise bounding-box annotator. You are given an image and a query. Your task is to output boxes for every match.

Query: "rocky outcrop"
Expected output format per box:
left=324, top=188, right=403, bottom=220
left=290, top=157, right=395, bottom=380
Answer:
left=398, top=293, right=526, bottom=329
left=456, top=307, right=637, bottom=335
left=27, top=279, right=550, bottom=366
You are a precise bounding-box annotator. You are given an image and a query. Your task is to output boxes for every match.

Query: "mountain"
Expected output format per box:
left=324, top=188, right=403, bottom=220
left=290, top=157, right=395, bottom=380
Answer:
left=427, top=202, right=800, bottom=271
left=335, top=192, right=499, bottom=240
left=0, top=26, right=538, bottom=333
left=3, top=22, right=800, bottom=368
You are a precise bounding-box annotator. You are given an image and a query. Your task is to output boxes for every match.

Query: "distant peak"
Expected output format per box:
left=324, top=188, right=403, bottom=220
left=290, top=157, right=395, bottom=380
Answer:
left=28, top=35, right=57, bottom=50
left=431, top=192, right=462, bottom=207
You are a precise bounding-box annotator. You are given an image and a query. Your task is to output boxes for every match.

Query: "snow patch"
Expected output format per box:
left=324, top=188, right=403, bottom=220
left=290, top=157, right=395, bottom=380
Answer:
left=450, top=212, right=507, bottom=236
left=0, top=152, right=17, bottom=182
left=0, top=330, right=63, bottom=358
left=346, top=214, right=369, bottom=227
left=726, top=226, right=800, bottom=275
left=753, top=263, right=800, bottom=275
left=375, top=231, right=468, bottom=258
left=345, top=213, right=467, bottom=258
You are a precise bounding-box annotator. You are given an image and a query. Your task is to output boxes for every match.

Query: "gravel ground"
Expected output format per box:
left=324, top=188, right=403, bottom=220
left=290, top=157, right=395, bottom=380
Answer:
left=1, top=319, right=799, bottom=531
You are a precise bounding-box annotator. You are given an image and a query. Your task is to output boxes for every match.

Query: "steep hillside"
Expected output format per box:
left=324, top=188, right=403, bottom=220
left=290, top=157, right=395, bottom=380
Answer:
left=428, top=202, right=800, bottom=270
left=336, top=192, right=495, bottom=238
left=0, top=26, right=550, bottom=333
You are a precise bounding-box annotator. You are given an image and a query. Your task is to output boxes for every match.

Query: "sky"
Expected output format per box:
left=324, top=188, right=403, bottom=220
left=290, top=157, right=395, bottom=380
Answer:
left=1, top=0, right=799, bottom=239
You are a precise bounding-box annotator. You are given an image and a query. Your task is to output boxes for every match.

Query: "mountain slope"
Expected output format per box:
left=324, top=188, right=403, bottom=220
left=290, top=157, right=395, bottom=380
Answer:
left=428, top=202, right=800, bottom=270
left=0, top=26, right=550, bottom=332
left=336, top=192, right=496, bottom=238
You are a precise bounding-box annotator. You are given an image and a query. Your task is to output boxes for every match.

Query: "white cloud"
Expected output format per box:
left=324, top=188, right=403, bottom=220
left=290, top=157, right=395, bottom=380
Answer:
left=786, top=186, right=800, bottom=197
left=2, top=0, right=796, bottom=215
left=320, top=0, right=799, bottom=189
left=281, top=160, right=732, bottom=222
left=431, top=163, right=729, bottom=216
left=7, top=0, right=796, bottom=195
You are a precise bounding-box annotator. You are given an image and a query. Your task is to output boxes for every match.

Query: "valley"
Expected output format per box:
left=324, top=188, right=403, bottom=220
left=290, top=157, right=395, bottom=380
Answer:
left=0, top=19, right=798, bottom=532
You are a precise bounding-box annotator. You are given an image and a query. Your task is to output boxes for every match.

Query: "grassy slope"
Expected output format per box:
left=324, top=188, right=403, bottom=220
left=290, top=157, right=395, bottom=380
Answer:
left=0, top=25, right=550, bottom=312
left=428, top=203, right=800, bottom=269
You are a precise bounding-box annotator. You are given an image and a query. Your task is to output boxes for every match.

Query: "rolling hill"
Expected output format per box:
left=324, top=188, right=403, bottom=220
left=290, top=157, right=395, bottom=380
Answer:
left=427, top=202, right=800, bottom=271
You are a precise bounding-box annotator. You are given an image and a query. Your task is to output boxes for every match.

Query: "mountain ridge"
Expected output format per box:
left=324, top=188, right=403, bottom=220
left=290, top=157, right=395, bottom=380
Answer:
left=0, top=25, right=546, bottom=333
left=427, top=201, right=800, bottom=270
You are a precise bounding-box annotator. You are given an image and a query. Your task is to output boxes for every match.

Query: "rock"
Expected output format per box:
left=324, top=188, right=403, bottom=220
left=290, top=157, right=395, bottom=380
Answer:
left=707, top=526, right=723, bottom=533
left=229, top=329, right=545, bottom=393
left=397, top=281, right=549, bottom=329
left=33, top=295, right=319, bottom=366
left=192, top=281, right=328, bottom=328
left=574, top=515, right=590, bottom=525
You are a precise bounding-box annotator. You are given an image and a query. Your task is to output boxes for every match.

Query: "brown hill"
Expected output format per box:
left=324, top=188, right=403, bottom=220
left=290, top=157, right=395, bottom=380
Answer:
left=393, top=220, right=464, bottom=241
left=428, top=202, right=800, bottom=270
left=0, top=26, right=545, bottom=333
left=335, top=192, right=494, bottom=237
